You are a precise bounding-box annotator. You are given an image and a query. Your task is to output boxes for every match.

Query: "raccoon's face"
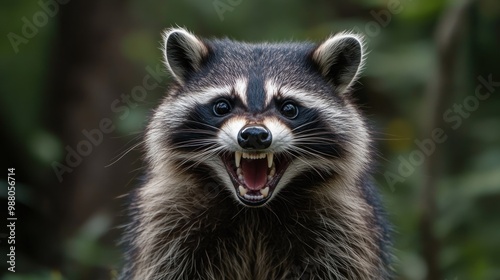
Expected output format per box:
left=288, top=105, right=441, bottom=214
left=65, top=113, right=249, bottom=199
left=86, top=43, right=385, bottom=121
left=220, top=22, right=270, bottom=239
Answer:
left=146, top=28, right=369, bottom=207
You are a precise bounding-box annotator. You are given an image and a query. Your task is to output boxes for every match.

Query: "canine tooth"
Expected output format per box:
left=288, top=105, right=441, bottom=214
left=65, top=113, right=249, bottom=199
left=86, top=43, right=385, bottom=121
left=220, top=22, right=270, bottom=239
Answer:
left=267, top=153, right=274, bottom=168
left=237, top=167, right=242, bottom=175
left=239, top=185, right=247, bottom=196
left=260, top=187, right=269, bottom=198
left=235, top=151, right=242, bottom=167
left=269, top=167, right=276, bottom=176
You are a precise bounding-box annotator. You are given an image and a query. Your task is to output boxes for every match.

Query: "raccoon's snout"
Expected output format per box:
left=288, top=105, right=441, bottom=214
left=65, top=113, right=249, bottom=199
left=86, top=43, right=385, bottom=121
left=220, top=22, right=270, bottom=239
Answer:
left=237, top=126, right=272, bottom=150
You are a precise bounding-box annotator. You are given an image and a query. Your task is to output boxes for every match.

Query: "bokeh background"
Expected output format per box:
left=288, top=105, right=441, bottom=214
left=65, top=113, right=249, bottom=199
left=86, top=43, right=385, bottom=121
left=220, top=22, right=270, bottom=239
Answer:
left=1, top=0, right=499, bottom=279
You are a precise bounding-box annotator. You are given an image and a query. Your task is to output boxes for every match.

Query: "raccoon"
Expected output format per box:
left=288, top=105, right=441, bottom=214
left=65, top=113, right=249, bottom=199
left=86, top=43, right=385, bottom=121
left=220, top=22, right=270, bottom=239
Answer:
left=120, top=28, right=391, bottom=280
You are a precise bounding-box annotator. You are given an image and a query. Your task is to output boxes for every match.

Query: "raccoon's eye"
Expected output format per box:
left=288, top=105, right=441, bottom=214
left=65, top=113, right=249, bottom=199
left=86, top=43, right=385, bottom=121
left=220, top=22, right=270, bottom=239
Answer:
left=280, top=102, right=299, bottom=119
left=213, top=99, right=232, bottom=116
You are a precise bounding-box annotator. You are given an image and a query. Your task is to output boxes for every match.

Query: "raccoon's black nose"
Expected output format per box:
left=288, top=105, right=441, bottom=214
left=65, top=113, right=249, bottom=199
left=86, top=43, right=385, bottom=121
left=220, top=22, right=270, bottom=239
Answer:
left=238, top=126, right=272, bottom=150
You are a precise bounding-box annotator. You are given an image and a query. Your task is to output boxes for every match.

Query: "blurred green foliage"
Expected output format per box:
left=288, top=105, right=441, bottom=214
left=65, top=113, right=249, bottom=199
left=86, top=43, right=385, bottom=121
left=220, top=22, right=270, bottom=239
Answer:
left=1, top=0, right=499, bottom=279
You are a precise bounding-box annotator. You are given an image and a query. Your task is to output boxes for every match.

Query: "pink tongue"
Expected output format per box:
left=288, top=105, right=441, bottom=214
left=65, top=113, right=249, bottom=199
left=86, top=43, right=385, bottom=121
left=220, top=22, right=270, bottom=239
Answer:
left=241, top=158, right=268, bottom=190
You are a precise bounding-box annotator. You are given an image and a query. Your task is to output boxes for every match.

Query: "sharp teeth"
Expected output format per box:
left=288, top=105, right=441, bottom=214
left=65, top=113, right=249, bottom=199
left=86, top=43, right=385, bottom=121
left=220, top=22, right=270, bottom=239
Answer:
left=244, top=194, right=264, bottom=200
left=238, top=174, right=244, bottom=181
left=241, top=152, right=269, bottom=160
left=267, top=153, right=274, bottom=168
left=235, top=152, right=242, bottom=167
left=237, top=167, right=242, bottom=175
left=239, top=185, right=247, bottom=196
left=269, top=167, right=275, bottom=177
left=260, top=187, right=269, bottom=198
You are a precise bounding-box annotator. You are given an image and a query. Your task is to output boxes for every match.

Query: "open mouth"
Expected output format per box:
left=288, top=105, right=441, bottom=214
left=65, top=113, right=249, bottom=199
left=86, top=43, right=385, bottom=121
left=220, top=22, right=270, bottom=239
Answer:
left=221, top=151, right=291, bottom=206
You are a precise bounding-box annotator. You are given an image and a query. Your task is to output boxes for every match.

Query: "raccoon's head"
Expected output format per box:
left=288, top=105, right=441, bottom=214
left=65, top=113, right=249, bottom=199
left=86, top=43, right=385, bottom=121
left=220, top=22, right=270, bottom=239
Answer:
left=146, top=28, right=370, bottom=207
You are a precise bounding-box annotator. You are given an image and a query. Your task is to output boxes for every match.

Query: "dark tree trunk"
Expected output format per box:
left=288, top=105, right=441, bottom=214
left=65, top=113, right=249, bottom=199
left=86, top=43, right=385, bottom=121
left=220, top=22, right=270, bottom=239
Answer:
left=45, top=0, right=137, bottom=278
left=419, top=1, right=472, bottom=280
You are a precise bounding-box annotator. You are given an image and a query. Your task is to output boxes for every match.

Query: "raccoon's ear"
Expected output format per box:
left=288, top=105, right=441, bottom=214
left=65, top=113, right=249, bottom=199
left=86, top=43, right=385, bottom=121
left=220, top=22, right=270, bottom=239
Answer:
left=312, top=33, right=365, bottom=93
left=162, top=28, right=209, bottom=84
